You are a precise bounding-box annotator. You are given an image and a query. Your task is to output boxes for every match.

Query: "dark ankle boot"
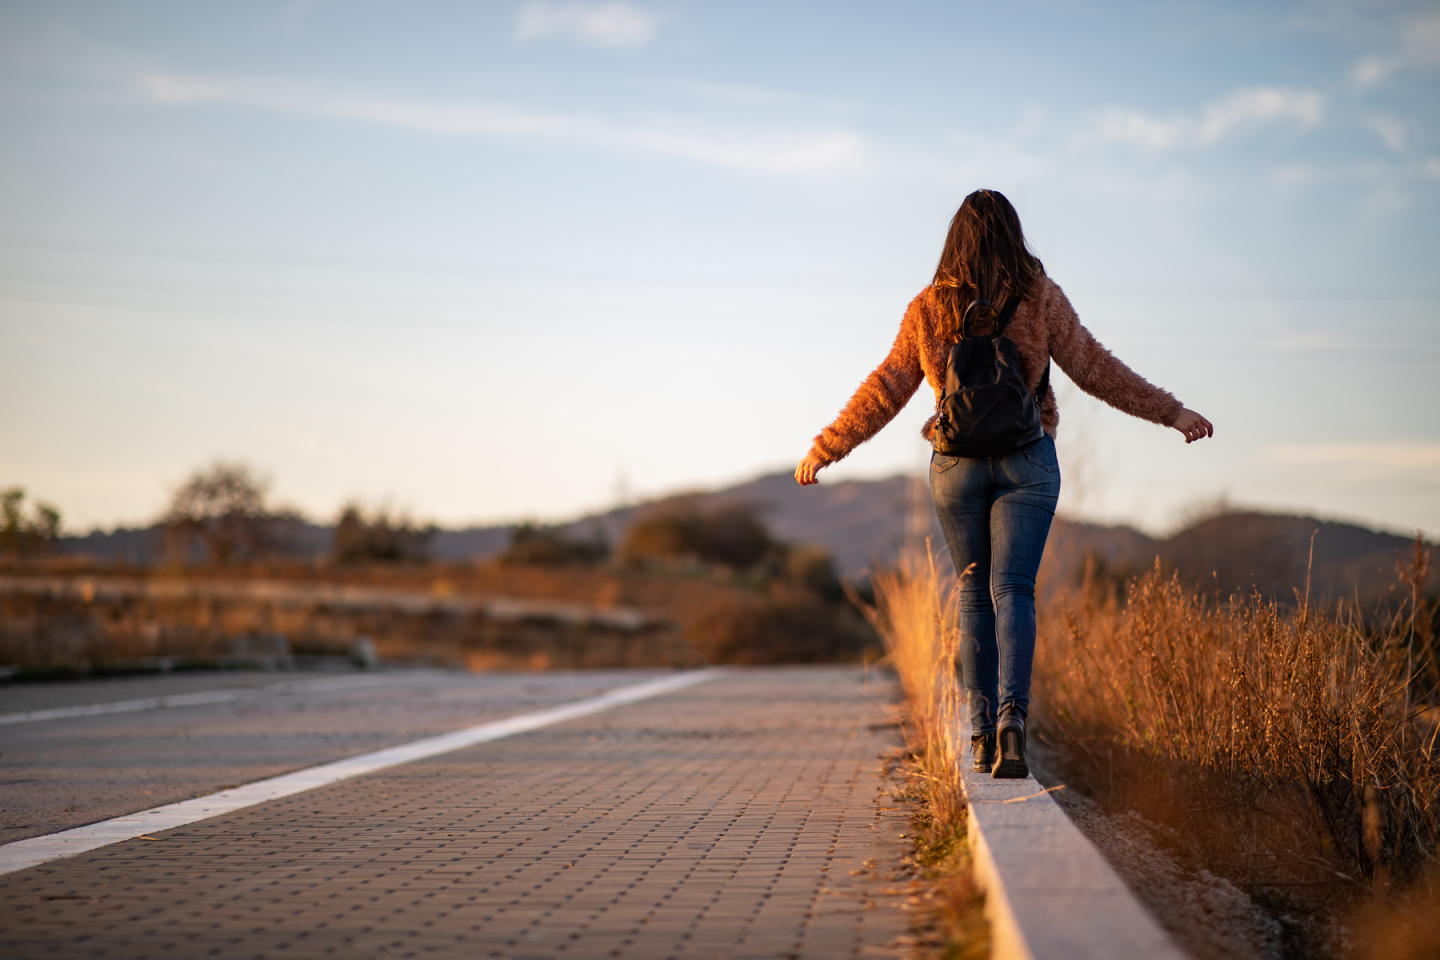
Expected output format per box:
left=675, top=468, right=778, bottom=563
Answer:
left=991, top=714, right=1028, bottom=779
left=971, top=732, right=996, bottom=772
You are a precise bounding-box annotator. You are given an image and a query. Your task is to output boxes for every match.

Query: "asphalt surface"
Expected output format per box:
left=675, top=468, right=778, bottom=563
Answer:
left=1, top=666, right=910, bottom=960
left=0, top=668, right=669, bottom=845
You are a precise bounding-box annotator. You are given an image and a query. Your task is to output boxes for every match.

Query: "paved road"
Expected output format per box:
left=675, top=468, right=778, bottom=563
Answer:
left=1, top=666, right=910, bottom=959
left=1, top=669, right=672, bottom=845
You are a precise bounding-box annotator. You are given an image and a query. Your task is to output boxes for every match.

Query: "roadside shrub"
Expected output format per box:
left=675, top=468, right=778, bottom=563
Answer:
left=334, top=504, right=435, bottom=565
left=781, top=544, right=845, bottom=603
left=500, top=523, right=608, bottom=568
left=620, top=501, right=773, bottom=569
left=632, top=506, right=870, bottom=663
left=617, top=501, right=846, bottom=602
left=689, top=585, right=877, bottom=664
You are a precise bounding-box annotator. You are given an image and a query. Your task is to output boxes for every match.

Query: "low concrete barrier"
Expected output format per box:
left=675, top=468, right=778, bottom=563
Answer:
left=959, top=714, right=1188, bottom=960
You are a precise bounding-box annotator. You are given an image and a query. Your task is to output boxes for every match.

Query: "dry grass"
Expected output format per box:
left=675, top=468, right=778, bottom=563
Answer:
left=864, top=547, right=987, bottom=959
left=1032, top=535, right=1440, bottom=955
left=867, top=548, right=967, bottom=825
left=864, top=531, right=1440, bottom=958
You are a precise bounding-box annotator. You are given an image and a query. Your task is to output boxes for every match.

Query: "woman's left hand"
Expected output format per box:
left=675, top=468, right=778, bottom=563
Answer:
left=1171, top=408, right=1213, bottom=444
left=795, top=452, right=828, bottom=486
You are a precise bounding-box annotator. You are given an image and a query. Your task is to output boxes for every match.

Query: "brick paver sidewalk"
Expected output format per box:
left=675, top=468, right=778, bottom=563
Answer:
left=2, top=667, right=911, bottom=959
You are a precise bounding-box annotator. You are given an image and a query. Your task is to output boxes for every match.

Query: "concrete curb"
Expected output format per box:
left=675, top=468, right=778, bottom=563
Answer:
left=959, top=714, right=1188, bottom=960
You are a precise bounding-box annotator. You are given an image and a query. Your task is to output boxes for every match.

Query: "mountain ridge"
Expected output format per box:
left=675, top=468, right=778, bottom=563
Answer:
left=57, top=472, right=1433, bottom=607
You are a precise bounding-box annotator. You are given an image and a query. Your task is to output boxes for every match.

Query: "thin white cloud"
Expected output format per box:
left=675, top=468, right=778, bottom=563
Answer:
left=1351, top=12, right=1440, bottom=88
left=1271, top=442, right=1440, bottom=470
left=1402, top=12, right=1440, bottom=66
left=1351, top=56, right=1398, bottom=88
left=513, top=1, right=656, bottom=49
left=1096, top=107, right=1184, bottom=150
left=1096, top=86, right=1324, bottom=152
left=1367, top=116, right=1407, bottom=153
left=1198, top=88, right=1323, bottom=143
left=140, top=74, right=864, bottom=174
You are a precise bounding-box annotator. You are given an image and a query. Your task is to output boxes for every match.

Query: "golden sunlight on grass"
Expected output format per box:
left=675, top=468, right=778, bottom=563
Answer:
left=865, top=533, right=1439, bottom=957
left=1032, top=534, right=1439, bottom=955
left=867, top=547, right=966, bottom=824
left=864, top=547, right=987, bottom=959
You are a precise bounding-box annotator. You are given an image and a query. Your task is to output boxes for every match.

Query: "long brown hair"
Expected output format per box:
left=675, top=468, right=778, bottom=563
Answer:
left=932, top=189, right=1045, bottom=339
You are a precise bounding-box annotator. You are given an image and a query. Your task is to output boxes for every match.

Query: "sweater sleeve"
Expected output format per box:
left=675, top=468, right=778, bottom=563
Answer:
left=809, top=295, right=927, bottom=464
left=1045, top=282, right=1183, bottom=427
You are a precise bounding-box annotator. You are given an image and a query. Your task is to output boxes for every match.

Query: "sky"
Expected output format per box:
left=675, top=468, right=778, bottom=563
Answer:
left=0, top=0, right=1437, bottom=537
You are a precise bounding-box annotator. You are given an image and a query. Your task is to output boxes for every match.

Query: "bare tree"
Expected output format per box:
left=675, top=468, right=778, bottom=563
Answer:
left=164, top=462, right=296, bottom=566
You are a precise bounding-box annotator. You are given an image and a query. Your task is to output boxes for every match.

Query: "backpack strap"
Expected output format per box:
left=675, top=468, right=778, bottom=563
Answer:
left=994, top=297, right=1022, bottom=335
left=990, top=296, right=1049, bottom=404
left=959, top=299, right=990, bottom=340
left=961, top=297, right=1022, bottom=339
left=988, top=296, right=1049, bottom=405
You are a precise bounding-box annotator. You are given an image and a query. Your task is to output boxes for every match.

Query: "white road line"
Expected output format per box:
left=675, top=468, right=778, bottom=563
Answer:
left=0, top=669, right=723, bottom=877
left=0, top=673, right=397, bottom=726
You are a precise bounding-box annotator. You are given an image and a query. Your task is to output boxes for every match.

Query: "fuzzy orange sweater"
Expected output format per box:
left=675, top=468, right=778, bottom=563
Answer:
left=809, top=277, right=1184, bottom=465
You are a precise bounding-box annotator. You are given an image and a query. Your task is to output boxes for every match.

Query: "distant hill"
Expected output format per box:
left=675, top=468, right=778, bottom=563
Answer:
left=1038, top=511, right=1431, bottom=608
left=1157, top=511, right=1428, bottom=607
left=59, top=473, right=1431, bottom=607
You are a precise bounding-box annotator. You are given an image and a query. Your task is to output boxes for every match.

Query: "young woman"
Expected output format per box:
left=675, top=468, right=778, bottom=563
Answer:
left=794, top=189, right=1212, bottom=779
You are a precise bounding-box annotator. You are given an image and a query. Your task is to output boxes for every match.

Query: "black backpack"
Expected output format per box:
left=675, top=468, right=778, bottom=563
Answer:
left=932, top=297, right=1050, bottom=458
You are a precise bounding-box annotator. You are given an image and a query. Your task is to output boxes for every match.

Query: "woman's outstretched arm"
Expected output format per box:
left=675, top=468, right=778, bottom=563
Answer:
left=795, top=295, right=928, bottom=485
left=1044, top=281, right=1212, bottom=441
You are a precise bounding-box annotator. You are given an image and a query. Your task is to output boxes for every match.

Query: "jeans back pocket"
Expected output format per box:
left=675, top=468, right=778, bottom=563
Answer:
left=1022, top=439, right=1059, bottom=473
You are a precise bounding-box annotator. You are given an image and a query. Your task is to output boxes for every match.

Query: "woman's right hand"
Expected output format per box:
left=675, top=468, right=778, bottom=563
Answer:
left=795, top=451, right=828, bottom=486
left=1172, top=408, right=1214, bottom=444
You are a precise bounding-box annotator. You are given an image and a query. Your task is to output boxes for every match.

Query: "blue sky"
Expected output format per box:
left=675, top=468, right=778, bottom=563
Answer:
left=1, top=0, right=1437, bottom=536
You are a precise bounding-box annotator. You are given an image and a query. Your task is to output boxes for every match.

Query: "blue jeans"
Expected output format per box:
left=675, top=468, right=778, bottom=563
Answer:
left=930, top=435, right=1060, bottom=735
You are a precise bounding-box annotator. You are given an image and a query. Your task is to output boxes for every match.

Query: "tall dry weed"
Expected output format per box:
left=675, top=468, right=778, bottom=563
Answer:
left=1033, top=547, right=1440, bottom=910
left=865, top=547, right=967, bottom=824
left=865, top=547, right=988, bottom=958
